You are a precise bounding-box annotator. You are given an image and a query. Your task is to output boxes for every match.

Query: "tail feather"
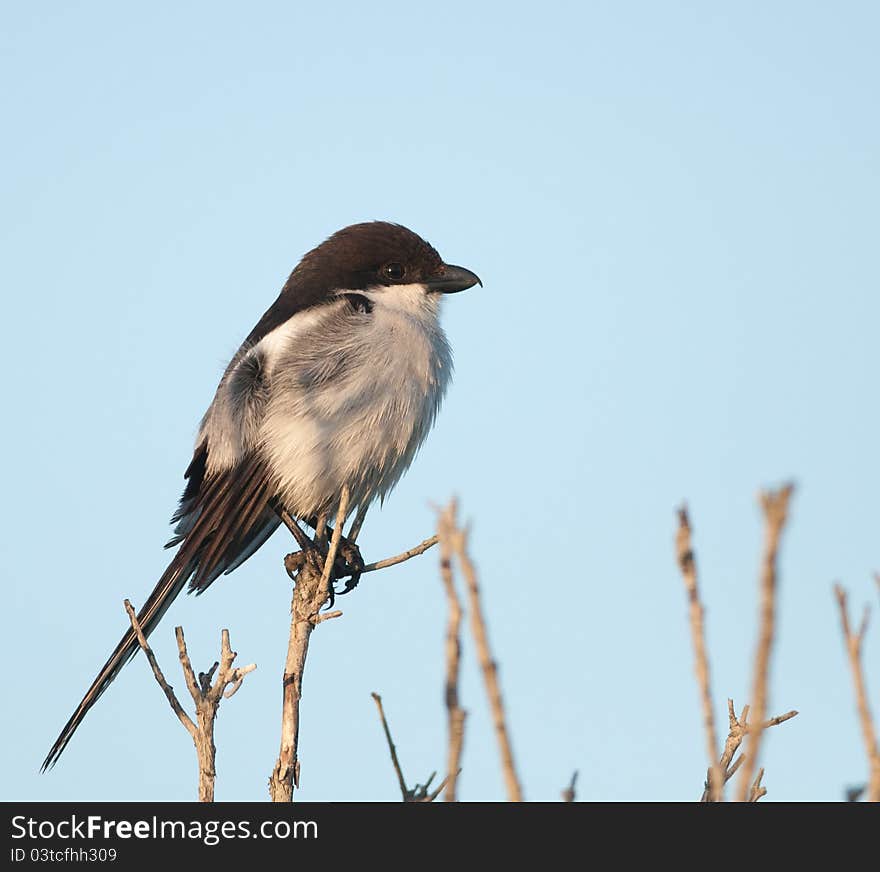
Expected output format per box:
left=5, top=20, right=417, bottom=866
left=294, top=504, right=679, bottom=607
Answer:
left=40, top=554, right=193, bottom=771
left=42, top=450, right=275, bottom=770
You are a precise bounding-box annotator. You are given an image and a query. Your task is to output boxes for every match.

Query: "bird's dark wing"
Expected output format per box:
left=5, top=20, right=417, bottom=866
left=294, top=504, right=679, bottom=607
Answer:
left=41, top=448, right=277, bottom=770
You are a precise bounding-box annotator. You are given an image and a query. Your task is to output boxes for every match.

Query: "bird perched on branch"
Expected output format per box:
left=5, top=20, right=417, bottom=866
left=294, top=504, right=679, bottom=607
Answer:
left=43, top=221, right=480, bottom=769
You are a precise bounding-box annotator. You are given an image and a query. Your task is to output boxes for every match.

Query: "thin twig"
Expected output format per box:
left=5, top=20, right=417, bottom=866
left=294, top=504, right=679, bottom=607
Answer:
left=371, top=692, right=409, bottom=799
left=834, top=584, right=880, bottom=802
left=315, top=609, right=343, bottom=624
left=361, top=535, right=439, bottom=573
left=124, top=600, right=197, bottom=740
left=701, top=699, right=798, bottom=801
left=371, top=692, right=450, bottom=802
left=347, top=505, right=368, bottom=544
left=737, top=483, right=794, bottom=802
left=438, top=506, right=466, bottom=801
left=284, top=534, right=438, bottom=579
left=318, top=487, right=350, bottom=599
left=124, top=601, right=255, bottom=802
left=441, top=500, right=523, bottom=802
left=675, top=505, right=722, bottom=801
left=562, top=770, right=578, bottom=802
left=749, top=767, right=767, bottom=802
left=725, top=753, right=745, bottom=784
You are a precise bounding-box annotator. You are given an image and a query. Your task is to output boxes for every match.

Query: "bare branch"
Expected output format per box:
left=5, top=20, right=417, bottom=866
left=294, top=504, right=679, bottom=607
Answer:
left=269, top=489, right=352, bottom=802
left=737, top=483, right=794, bottom=802
left=371, top=692, right=410, bottom=799
left=347, top=505, right=368, bottom=544
left=440, top=500, right=523, bottom=802
left=315, top=609, right=344, bottom=625
left=319, top=487, right=351, bottom=598
left=270, top=488, right=441, bottom=801
left=284, top=533, right=438, bottom=578
left=835, top=584, right=880, bottom=802
left=675, top=505, right=723, bottom=801
left=438, top=505, right=466, bottom=802
left=762, top=710, right=798, bottom=729
left=701, top=699, right=798, bottom=802
left=749, top=768, right=767, bottom=802
left=175, top=626, right=203, bottom=706
left=370, top=692, right=451, bottom=802
left=124, top=600, right=197, bottom=741
left=125, top=601, right=255, bottom=802
left=725, top=753, right=745, bottom=784
left=269, top=553, right=324, bottom=801
left=361, top=535, right=439, bottom=574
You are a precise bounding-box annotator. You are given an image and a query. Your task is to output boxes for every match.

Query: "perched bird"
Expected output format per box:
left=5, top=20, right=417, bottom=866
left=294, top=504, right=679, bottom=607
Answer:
left=42, top=221, right=480, bottom=769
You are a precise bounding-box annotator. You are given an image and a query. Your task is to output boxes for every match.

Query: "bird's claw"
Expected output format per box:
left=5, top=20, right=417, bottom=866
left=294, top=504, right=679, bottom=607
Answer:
left=331, top=538, right=364, bottom=596
left=284, top=534, right=364, bottom=608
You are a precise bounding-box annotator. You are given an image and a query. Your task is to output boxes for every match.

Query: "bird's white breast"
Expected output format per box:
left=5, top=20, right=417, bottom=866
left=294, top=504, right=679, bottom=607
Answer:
left=259, top=284, right=453, bottom=520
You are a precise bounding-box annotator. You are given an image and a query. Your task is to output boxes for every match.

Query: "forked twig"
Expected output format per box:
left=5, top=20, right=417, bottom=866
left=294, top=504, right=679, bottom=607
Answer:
left=124, top=600, right=255, bottom=802
left=834, top=584, right=880, bottom=802
left=371, top=692, right=450, bottom=802
left=701, top=699, right=798, bottom=802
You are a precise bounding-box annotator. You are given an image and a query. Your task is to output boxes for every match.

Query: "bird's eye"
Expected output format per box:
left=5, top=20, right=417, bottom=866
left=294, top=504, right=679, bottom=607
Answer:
left=382, top=262, right=405, bottom=281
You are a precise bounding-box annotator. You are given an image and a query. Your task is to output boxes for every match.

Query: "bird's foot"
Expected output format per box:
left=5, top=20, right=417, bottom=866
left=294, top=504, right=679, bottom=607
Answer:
left=284, top=535, right=364, bottom=607
left=331, top=537, right=365, bottom=596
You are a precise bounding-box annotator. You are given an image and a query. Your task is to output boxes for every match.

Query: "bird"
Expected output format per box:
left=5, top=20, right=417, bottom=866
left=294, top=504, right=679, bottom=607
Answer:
left=42, top=221, right=480, bottom=770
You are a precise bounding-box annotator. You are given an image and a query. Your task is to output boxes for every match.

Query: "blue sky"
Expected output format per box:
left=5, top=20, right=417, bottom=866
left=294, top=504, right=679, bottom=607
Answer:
left=2, top=1, right=878, bottom=801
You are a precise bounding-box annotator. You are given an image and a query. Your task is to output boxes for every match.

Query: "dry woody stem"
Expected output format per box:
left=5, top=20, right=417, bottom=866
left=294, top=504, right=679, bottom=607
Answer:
left=562, top=770, right=578, bottom=803
left=371, top=692, right=449, bottom=802
left=439, top=500, right=523, bottom=802
left=269, top=488, right=350, bottom=802
left=267, top=489, right=443, bottom=802
left=124, top=600, right=255, bottom=802
left=736, top=483, right=794, bottom=802
left=700, top=699, right=798, bottom=802
left=361, top=535, right=438, bottom=574
left=834, top=584, right=880, bottom=802
left=675, top=505, right=723, bottom=801
left=438, top=505, right=466, bottom=801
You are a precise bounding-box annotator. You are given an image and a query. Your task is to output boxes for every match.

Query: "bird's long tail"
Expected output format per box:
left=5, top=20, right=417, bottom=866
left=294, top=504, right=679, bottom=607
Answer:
left=40, top=555, right=193, bottom=771
left=42, top=448, right=277, bottom=771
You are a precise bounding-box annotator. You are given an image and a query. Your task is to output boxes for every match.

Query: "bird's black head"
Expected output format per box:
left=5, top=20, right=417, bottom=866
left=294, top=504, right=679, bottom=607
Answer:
left=286, top=221, right=481, bottom=298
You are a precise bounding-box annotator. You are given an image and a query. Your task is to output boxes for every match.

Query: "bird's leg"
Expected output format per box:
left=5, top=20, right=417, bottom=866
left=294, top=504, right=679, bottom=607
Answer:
left=276, top=507, right=323, bottom=580
left=280, top=505, right=364, bottom=594
left=332, top=534, right=365, bottom=595
left=313, top=511, right=328, bottom=549
left=347, top=505, right=369, bottom=544
left=313, top=524, right=364, bottom=594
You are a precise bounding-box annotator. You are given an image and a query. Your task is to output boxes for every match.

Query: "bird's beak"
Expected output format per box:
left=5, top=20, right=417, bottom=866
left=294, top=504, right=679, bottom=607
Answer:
left=426, top=264, right=482, bottom=294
